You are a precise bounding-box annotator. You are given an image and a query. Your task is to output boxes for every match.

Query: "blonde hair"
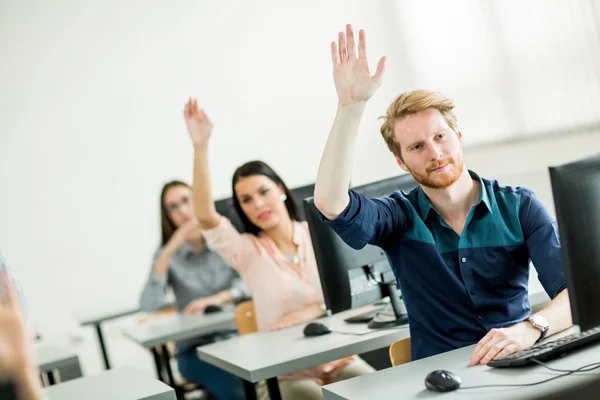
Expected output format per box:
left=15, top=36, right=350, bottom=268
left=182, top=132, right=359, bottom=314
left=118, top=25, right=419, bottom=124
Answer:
left=379, top=90, right=458, bottom=160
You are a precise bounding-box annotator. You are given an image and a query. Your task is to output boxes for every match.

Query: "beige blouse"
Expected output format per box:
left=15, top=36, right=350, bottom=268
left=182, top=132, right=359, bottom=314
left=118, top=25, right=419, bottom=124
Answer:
left=202, top=217, right=355, bottom=381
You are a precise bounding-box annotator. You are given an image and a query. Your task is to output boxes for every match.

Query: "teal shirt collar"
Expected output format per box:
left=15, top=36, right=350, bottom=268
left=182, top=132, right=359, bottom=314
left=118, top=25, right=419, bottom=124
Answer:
left=417, top=170, right=492, bottom=220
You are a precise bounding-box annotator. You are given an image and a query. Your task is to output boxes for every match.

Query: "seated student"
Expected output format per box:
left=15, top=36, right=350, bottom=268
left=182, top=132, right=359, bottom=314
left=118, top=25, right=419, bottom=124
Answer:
left=314, top=25, right=571, bottom=365
left=0, top=273, right=41, bottom=400
left=183, top=99, right=374, bottom=400
left=140, top=180, right=250, bottom=400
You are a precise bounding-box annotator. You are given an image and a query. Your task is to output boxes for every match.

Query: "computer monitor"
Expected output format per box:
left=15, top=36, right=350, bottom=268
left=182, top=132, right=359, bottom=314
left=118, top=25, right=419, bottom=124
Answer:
left=289, top=183, right=315, bottom=221
left=549, top=153, right=600, bottom=331
left=214, top=197, right=245, bottom=232
left=303, top=174, right=419, bottom=324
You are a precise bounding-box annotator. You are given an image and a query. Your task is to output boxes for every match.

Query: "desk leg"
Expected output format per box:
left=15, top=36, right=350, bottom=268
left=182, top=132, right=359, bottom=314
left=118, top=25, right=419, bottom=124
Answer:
left=151, top=347, right=164, bottom=382
left=94, top=323, right=111, bottom=370
left=160, top=344, right=176, bottom=387
left=243, top=380, right=257, bottom=400
left=266, top=377, right=282, bottom=400
left=159, top=345, right=183, bottom=400
left=46, top=371, right=56, bottom=385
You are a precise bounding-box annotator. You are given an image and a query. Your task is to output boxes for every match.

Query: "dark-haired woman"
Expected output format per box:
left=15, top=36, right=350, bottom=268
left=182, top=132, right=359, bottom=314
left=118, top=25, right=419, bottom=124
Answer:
left=183, top=98, right=374, bottom=400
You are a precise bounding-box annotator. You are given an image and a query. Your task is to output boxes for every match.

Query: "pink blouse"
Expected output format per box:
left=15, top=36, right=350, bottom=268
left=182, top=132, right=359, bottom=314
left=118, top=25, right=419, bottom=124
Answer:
left=202, top=217, right=355, bottom=382
left=202, top=217, right=324, bottom=332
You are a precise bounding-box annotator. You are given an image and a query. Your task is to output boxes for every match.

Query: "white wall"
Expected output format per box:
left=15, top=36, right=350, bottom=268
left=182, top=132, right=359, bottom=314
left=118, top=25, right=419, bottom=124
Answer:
left=0, top=0, right=599, bottom=375
left=0, top=0, right=410, bottom=375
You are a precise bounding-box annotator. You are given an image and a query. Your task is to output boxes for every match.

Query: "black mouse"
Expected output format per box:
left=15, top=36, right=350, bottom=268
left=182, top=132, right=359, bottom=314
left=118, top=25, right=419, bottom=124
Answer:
left=303, top=322, right=332, bottom=337
left=203, top=304, right=223, bottom=314
left=424, top=370, right=461, bottom=392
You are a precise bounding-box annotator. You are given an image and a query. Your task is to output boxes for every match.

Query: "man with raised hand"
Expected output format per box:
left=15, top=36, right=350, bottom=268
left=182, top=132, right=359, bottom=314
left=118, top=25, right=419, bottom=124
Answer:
left=314, top=24, right=571, bottom=365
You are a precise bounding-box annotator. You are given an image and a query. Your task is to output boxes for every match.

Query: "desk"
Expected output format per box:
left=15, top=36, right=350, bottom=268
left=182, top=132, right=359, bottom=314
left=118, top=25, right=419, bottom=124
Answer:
left=36, top=345, right=82, bottom=385
left=322, top=341, right=600, bottom=399
left=197, top=291, right=552, bottom=400
left=74, top=299, right=173, bottom=370
left=44, top=367, right=176, bottom=400
left=197, top=303, right=410, bottom=400
left=122, top=308, right=236, bottom=394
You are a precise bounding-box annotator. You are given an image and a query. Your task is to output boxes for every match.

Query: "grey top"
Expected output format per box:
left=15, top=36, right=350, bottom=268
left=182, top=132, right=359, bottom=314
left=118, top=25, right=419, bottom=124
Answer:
left=43, top=367, right=176, bottom=400
left=197, top=303, right=410, bottom=382
left=0, top=253, right=28, bottom=316
left=140, top=243, right=249, bottom=351
left=322, top=337, right=600, bottom=400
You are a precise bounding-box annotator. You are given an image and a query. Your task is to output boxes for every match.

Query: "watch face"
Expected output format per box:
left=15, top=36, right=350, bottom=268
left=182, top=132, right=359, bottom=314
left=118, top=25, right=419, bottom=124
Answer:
left=531, top=314, right=549, bottom=329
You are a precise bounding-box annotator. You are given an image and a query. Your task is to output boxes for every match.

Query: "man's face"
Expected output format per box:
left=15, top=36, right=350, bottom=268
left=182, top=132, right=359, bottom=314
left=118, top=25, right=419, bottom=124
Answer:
left=394, top=108, right=464, bottom=189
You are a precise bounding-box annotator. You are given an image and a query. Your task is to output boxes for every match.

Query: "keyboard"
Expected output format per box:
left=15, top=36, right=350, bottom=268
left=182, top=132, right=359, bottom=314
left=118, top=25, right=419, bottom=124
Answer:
left=344, top=307, right=384, bottom=323
left=488, top=325, right=600, bottom=367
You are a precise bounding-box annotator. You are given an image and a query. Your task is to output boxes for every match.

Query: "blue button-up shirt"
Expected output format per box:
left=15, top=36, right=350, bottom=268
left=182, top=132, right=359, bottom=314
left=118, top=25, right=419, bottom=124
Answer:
left=323, top=171, right=566, bottom=360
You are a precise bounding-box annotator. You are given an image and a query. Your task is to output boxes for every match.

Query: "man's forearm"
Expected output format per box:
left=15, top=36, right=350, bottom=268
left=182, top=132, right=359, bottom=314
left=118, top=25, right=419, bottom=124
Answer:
left=536, top=289, right=572, bottom=336
left=314, top=103, right=365, bottom=220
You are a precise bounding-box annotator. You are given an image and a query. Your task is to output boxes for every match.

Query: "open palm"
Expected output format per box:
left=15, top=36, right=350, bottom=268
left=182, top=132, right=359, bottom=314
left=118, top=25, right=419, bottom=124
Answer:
left=183, top=98, right=213, bottom=145
left=331, top=24, right=386, bottom=106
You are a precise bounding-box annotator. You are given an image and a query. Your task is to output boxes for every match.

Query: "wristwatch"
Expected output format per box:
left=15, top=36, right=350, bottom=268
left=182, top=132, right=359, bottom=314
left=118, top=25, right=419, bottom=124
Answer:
left=229, top=286, right=242, bottom=302
left=527, top=314, right=549, bottom=343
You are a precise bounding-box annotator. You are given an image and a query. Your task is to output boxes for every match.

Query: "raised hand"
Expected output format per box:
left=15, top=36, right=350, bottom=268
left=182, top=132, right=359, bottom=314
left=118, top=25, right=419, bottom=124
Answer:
left=184, top=98, right=213, bottom=146
left=0, top=273, right=31, bottom=378
left=331, top=24, right=386, bottom=106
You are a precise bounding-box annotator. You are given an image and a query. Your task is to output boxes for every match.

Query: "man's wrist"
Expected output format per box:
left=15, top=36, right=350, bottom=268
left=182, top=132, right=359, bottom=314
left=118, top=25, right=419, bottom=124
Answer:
left=524, top=314, right=550, bottom=342
left=337, top=101, right=366, bottom=117
left=521, top=320, right=543, bottom=341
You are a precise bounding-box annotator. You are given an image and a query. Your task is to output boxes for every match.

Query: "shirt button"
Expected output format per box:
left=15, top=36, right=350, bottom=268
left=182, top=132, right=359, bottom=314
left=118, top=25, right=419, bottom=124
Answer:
left=461, top=257, right=467, bottom=263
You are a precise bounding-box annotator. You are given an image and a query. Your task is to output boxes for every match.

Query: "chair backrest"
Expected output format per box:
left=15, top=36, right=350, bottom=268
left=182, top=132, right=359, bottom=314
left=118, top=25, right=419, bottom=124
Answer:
left=389, top=337, right=411, bottom=367
left=234, top=300, right=258, bottom=335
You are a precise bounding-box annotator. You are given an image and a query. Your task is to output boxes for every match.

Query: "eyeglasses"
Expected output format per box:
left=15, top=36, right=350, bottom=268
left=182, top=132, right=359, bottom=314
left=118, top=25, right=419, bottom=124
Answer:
left=165, top=196, right=191, bottom=214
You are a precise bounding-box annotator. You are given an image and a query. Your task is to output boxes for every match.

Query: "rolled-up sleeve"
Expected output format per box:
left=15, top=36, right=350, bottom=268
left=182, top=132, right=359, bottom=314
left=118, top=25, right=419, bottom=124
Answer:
left=139, top=249, right=170, bottom=312
left=519, top=189, right=567, bottom=299
left=319, top=189, right=409, bottom=249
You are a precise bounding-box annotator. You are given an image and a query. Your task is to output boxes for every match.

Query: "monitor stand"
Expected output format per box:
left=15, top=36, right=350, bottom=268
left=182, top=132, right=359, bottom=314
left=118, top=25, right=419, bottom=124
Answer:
left=368, top=283, right=409, bottom=329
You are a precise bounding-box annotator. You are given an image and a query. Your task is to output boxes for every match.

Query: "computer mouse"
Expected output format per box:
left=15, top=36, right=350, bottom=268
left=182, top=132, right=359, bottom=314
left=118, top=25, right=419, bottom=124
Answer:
left=203, top=304, right=223, bottom=314
left=424, top=370, right=461, bottom=392
left=303, top=322, right=332, bottom=337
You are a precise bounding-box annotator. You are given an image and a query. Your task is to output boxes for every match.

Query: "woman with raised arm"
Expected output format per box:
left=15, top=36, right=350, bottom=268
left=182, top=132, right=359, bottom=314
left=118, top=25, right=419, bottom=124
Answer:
left=140, top=180, right=249, bottom=400
left=184, top=98, right=374, bottom=400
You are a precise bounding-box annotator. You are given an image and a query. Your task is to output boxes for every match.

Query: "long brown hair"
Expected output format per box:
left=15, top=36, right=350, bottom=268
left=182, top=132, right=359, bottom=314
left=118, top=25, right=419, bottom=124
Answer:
left=160, top=180, right=190, bottom=245
left=231, top=161, right=302, bottom=235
